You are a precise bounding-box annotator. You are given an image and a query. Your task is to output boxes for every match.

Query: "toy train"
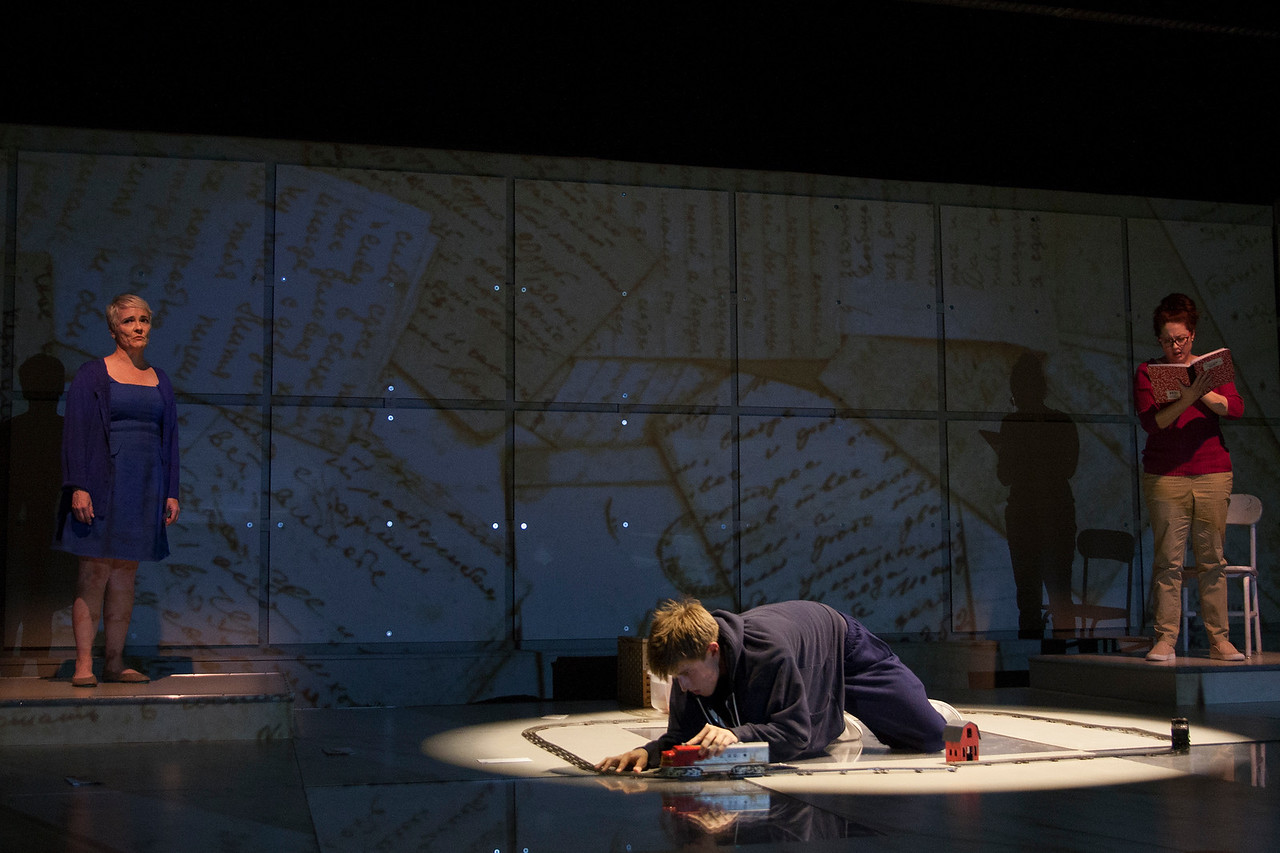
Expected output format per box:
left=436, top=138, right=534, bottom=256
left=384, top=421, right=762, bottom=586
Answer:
left=657, top=741, right=771, bottom=778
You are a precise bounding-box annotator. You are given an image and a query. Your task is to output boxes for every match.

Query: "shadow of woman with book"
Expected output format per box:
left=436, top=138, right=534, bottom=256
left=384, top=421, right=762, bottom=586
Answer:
left=991, top=352, right=1079, bottom=639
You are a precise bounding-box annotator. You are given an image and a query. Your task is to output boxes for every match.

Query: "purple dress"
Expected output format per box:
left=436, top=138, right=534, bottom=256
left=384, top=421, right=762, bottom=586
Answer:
left=58, top=380, right=170, bottom=561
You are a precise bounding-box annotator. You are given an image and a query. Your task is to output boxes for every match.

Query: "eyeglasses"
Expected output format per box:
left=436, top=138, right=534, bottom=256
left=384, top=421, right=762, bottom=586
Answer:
left=1158, top=334, right=1191, bottom=348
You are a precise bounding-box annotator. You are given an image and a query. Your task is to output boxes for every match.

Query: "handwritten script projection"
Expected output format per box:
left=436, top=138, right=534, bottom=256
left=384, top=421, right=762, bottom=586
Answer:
left=274, top=167, right=508, bottom=402
left=273, top=167, right=440, bottom=399
left=941, top=207, right=1128, bottom=416
left=143, top=403, right=262, bottom=646
left=15, top=152, right=267, bottom=393
left=515, top=410, right=736, bottom=640
left=269, top=406, right=507, bottom=644
left=737, top=194, right=938, bottom=411
left=514, top=180, right=734, bottom=406
left=737, top=415, right=948, bottom=635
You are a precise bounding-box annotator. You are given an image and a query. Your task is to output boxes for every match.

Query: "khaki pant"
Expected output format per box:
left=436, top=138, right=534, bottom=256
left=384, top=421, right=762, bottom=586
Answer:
left=1142, top=471, right=1233, bottom=646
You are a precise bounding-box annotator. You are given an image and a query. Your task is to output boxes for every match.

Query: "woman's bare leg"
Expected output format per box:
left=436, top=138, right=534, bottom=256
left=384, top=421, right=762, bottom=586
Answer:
left=72, top=558, right=112, bottom=680
left=102, top=560, right=140, bottom=676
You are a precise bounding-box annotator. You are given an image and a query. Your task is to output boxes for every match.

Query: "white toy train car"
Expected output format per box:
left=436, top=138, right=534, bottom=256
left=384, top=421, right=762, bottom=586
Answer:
left=656, top=741, right=770, bottom=778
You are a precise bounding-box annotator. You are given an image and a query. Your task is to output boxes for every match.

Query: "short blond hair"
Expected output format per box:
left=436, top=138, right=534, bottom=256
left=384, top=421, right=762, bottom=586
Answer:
left=105, top=293, right=152, bottom=334
left=647, top=597, right=719, bottom=678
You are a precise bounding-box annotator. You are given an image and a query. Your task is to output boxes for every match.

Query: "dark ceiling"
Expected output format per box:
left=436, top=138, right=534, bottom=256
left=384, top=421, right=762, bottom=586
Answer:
left=4, top=1, right=1278, bottom=203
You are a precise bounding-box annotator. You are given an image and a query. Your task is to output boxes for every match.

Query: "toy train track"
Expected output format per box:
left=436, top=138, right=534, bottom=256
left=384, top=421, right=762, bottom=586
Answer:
left=519, top=709, right=1185, bottom=779
left=521, top=718, right=636, bottom=773
left=519, top=720, right=782, bottom=777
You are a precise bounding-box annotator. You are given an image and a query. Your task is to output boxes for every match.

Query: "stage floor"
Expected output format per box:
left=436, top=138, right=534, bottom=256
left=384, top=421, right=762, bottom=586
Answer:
left=2, top=682, right=1279, bottom=852
left=1030, top=649, right=1280, bottom=705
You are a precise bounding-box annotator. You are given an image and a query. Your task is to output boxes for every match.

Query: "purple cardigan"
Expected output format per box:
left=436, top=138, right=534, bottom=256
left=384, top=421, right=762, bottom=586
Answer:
left=59, top=357, right=180, bottom=516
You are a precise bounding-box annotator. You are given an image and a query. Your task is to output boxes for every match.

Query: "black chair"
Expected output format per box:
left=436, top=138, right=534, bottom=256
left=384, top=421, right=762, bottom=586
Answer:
left=1074, top=529, right=1135, bottom=649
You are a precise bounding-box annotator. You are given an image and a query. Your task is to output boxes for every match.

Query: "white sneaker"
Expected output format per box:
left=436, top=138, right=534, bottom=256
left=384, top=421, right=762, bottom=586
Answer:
left=838, top=711, right=870, bottom=743
left=929, top=699, right=964, bottom=726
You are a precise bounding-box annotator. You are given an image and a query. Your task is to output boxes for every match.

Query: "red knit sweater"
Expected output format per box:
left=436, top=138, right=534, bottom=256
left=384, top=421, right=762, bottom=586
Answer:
left=1134, top=359, right=1243, bottom=475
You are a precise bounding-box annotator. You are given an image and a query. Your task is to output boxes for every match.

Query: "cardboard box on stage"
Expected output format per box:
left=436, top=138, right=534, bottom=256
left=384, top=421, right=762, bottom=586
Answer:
left=617, top=636, right=651, bottom=708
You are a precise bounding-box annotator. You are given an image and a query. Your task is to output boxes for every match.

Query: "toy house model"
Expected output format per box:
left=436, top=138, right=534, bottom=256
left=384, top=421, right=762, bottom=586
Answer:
left=944, top=721, right=981, bottom=763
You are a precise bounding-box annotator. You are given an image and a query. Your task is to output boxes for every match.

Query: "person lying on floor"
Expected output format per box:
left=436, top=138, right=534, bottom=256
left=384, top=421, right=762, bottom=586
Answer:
left=596, top=597, right=953, bottom=773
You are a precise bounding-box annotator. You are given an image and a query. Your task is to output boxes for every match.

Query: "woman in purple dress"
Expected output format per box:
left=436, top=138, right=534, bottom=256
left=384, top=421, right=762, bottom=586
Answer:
left=56, top=294, right=180, bottom=686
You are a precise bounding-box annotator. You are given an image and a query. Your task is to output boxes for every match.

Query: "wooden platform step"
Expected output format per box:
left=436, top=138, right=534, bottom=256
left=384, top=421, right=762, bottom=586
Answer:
left=1030, top=650, right=1280, bottom=706
left=0, top=672, right=294, bottom=746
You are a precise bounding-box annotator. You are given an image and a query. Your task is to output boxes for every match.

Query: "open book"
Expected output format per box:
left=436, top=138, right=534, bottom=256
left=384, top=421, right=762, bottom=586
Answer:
left=1148, top=347, right=1234, bottom=402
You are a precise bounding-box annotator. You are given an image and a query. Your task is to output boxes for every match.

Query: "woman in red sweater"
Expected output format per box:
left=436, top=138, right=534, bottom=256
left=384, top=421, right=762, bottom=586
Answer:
left=1134, top=293, right=1244, bottom=662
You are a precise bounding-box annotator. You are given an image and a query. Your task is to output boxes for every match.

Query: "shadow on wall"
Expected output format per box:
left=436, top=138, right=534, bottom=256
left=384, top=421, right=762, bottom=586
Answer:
left=986, top=352, right=1079, bottom=638
left=3, top=352, right=78, bottom=656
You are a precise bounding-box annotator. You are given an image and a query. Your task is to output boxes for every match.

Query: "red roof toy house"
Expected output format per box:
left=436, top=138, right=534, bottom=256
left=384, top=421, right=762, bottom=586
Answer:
left=944, top=721, right=980, bottom=763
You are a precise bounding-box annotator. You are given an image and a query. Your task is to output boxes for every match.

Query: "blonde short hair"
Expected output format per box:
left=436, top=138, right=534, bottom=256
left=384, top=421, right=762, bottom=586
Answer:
left=647, top=597, right=719, bottom=678
left=105, top=293, right=152, bottom=334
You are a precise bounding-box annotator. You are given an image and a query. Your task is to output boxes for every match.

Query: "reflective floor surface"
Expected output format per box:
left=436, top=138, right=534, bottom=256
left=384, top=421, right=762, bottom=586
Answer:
left=2, top=685, right=1278, bottom=852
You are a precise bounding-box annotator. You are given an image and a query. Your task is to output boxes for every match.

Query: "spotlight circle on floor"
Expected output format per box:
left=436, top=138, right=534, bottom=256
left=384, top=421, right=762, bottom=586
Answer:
left=420, top=705, right=1250, bottom=795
